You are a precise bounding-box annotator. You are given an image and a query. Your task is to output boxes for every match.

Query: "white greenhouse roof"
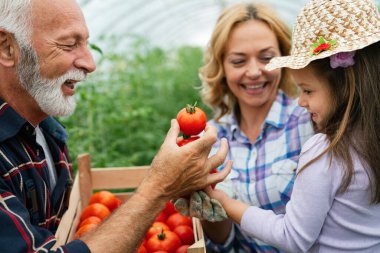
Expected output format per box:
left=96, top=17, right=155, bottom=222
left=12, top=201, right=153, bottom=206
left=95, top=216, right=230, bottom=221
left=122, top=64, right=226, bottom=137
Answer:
left=79, top=0, right=380, bottom=49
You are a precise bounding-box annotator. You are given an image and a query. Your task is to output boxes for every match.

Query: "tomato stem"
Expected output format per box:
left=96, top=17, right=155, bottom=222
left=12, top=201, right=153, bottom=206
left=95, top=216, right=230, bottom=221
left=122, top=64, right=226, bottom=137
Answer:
left=157, top=229, right=166, bottom=240
left=185, top=104, right=196, bottom=114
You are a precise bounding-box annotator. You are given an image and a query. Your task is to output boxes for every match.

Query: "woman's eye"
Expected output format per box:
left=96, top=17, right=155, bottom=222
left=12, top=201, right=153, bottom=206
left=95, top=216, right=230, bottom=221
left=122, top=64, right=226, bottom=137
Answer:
left=231, top=59, right=244, bottom=65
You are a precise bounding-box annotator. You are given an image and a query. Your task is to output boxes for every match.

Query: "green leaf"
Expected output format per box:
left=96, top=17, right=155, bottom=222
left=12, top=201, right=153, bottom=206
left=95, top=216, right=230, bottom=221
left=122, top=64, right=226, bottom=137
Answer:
left=89, top=43, right=103, bottom=55
left=319, top=36, right=326, bottom=44
left=328, top=39, right=337, bottom=46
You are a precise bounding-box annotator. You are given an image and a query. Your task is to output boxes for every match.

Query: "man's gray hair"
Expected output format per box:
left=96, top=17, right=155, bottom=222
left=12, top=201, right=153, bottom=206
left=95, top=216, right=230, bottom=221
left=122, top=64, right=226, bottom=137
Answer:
left=0, top=0, right=33, bottom=46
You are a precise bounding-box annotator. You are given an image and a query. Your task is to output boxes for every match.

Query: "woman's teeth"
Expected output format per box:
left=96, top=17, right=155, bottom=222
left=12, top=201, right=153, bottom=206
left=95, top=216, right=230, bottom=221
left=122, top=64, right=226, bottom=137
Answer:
left=244, top=83, right=265, bottom=90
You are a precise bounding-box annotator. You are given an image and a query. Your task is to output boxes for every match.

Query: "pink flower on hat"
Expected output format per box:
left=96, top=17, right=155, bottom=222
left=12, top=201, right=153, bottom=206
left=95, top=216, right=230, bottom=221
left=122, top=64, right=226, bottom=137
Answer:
left=311, top=36, right=336, bottom=55
left=330, top=51, right=356, bottom=69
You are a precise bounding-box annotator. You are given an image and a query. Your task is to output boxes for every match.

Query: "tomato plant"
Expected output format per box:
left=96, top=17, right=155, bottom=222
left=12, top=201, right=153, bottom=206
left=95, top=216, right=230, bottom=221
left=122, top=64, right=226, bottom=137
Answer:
left=173, top=225, right=194, bottom=245
left=89, top=190, right=122, bottom=211
left=146, top=230, right=182, bottom=253
left=166, top=213, right=192, bottom=230
left=176, top=103, right=207, bottom=137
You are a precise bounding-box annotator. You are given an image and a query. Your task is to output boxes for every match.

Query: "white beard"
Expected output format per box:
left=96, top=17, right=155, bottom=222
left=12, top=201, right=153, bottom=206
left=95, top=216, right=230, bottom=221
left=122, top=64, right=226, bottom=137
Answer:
left=16, top=43, right=86, bottom=117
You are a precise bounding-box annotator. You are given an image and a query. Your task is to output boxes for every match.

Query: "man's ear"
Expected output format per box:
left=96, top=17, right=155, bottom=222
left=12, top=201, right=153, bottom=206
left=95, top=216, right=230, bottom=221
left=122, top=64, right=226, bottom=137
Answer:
left=0, top=29, right=17, bottom=67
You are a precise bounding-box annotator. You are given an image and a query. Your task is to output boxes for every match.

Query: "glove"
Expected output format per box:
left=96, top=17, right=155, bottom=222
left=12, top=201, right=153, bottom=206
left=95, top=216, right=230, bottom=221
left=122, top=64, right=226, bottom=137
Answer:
left=173, top=191, right=227, bottom=222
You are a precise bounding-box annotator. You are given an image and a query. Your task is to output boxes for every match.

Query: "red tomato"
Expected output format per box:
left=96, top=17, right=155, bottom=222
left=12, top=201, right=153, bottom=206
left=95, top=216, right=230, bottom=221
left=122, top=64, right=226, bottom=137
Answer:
left=137, top=244, right=148, bottom=253
left=166, top=213, right=192, bottom=230
left=77, top=216, right=102, bottom=229
left=175, top=245, right=190, bottom=253
left=89, top=190, right=122, bottom=211
left=176, top=104, right=207, bottom=137
left=155, top=211, right=167, bottom=223
left=146, top=230, right=182, bottom=253
left=176, top=136, right=200, bottom=147
left=80, top=203, right=111, bottom=222
left=173, top=225, right=194, bottom=245
left=163, top=201, right=177, bottom=217
left=146, top=222, right=170, bottom=240
left=74, top=223, right=98, bottom=238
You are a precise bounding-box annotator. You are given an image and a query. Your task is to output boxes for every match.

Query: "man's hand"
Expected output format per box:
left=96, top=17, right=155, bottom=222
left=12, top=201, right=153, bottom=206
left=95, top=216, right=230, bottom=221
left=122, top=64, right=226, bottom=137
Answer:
left=139, top=119, right=231, bottom=200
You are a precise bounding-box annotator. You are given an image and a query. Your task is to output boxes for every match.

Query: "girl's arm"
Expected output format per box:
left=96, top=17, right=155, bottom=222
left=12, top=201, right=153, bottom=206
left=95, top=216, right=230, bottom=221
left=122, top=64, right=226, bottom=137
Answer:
left=205, top=188, right=249, bottom=225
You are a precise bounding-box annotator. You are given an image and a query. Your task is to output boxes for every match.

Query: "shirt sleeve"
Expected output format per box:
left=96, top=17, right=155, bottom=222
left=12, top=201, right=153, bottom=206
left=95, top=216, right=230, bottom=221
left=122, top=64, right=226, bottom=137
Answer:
left=240, top=134, right=341, bottom=252
left=0, top=190, right=91, bottom=253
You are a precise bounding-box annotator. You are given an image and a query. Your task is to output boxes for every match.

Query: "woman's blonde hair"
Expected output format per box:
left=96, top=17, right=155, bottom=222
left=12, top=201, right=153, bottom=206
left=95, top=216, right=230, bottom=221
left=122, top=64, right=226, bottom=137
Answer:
left=199, top=3, right=296, bottom=122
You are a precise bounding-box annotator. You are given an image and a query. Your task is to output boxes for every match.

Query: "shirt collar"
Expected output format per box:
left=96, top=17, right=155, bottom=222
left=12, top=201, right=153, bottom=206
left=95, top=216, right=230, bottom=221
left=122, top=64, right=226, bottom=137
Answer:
left=264, top=90, right=290, bottom=129
left=0, top=98, right=68, bottom=143
left=219, top=90, right=292, bottom=141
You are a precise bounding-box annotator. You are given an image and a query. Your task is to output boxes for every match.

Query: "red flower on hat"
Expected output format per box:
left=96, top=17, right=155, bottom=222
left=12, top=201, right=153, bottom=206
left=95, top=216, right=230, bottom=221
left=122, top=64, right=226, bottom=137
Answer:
left=311, top=36, right=336, bottom=56
left=313, top=43, right=331, bottom=54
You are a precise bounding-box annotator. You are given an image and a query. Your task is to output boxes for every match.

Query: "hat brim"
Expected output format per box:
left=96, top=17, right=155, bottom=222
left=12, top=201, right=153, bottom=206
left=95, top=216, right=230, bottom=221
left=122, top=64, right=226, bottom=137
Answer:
left=266, top=34, right=380, bottom=71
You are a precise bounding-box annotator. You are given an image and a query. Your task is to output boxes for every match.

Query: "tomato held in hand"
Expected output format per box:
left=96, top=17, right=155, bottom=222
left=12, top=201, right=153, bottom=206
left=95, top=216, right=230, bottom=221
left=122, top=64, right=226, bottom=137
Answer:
left=176, top=103, right=207, bottom=137
left=176, top=136, right=200, bottom=147
left=146, top=230, right=182, bottom=253
left=166, top=213, right=193, bottom=230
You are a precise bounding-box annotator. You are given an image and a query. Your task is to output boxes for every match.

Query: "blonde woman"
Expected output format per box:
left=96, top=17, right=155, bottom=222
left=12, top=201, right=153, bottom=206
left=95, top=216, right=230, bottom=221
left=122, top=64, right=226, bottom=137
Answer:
left=200, top=3, right=314, bottom=252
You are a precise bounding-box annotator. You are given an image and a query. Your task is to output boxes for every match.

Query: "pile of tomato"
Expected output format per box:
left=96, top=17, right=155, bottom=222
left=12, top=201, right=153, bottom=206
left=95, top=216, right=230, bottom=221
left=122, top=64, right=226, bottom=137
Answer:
left=75, top=190, right=122, bottom=238
left=137, top=201, right=195, bottom=253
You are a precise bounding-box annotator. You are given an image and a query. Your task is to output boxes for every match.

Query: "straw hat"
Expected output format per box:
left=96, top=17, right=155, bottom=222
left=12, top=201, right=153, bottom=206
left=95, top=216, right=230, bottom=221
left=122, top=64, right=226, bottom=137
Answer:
left=266, top=0, right=380, bottom=70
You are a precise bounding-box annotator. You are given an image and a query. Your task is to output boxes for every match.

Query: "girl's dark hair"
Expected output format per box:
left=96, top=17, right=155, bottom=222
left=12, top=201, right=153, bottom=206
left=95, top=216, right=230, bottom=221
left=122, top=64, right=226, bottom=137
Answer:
left=299, top=41, right=380, bottom=203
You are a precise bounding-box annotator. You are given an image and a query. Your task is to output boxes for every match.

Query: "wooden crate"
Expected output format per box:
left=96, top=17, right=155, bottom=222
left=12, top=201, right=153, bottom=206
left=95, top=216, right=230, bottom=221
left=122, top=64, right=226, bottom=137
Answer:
left=54, top=153, right=206, bottom=252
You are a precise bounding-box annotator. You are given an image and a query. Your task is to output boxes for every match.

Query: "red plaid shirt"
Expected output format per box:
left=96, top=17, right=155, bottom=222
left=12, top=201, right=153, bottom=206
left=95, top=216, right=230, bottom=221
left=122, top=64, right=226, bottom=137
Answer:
left=0, top=100, right=90, bottom=253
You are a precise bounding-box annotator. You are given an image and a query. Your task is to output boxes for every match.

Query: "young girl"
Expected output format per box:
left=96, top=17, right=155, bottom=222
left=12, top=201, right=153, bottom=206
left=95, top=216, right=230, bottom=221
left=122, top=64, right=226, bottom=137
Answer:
left=207, top=0, right=380, bottom=252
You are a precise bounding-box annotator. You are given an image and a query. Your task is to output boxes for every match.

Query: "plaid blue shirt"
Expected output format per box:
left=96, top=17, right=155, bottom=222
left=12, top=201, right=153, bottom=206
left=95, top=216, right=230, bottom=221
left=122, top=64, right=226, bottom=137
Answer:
left=0, top=99, right=90, bottom=253
left=205, top=91, right=314, bottom=253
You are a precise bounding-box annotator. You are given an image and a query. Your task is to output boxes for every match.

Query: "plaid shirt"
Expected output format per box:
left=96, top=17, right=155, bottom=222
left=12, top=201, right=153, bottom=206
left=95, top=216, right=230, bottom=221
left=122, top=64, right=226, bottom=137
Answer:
left=206, top=91, right=314, bottom=253
left=0, top=99, right=90, bottom=253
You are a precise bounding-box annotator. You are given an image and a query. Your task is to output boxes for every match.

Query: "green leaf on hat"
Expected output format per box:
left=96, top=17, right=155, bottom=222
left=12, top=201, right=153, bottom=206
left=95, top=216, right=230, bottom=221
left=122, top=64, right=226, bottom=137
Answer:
left=328, top=39, right=337, bottom=46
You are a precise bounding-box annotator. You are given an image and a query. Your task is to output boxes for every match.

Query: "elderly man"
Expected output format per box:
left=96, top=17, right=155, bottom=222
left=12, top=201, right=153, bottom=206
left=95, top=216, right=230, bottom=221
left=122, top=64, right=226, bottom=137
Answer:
left=0, top=0, right=231, bottom=252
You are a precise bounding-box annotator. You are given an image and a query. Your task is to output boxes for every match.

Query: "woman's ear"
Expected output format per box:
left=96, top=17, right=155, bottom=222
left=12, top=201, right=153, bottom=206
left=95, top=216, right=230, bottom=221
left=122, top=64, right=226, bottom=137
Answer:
left=0, top=29, right=17, bottom=67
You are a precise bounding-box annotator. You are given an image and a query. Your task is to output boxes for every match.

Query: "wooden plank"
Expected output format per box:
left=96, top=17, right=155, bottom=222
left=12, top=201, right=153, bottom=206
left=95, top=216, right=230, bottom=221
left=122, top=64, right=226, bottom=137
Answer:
left=77, top=154, right=93, bottom=209
left=53, top=173, right=81, bottom=249
left=91, top=166, right=149, bottom=190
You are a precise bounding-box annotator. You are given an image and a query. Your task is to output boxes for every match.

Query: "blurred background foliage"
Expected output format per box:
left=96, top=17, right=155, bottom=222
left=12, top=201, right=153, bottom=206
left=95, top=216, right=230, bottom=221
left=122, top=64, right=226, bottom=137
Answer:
left=59, top=35, right=211, bottom=170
